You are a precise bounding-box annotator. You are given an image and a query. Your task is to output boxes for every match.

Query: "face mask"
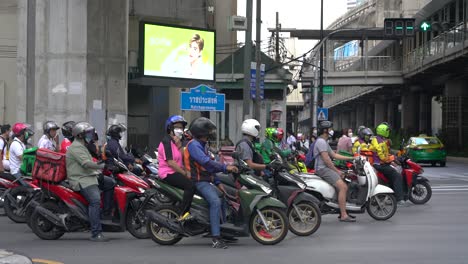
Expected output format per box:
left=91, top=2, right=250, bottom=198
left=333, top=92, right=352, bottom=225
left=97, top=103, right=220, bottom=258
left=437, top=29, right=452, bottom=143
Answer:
left=85, top=134, right=94, bottom=144
left=26, top=137, right=32, bottom=144
left=119, top=132, right=125, bottom=139
left=348, top=132, right=353, bottom=137
left=173, top=128, right=184, bottom=139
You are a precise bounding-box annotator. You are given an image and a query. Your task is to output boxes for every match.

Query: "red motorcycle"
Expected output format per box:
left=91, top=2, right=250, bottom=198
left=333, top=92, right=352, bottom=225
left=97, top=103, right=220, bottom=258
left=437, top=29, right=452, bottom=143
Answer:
left=0, top=173, right=40, bottom=223
left=28, top=157, right=157, bottom=240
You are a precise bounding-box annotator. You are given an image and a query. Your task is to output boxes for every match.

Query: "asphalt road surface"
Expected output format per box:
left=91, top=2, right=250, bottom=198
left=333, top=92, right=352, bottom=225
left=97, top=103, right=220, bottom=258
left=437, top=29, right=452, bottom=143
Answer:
left=1, top=161, right=467, bottom=264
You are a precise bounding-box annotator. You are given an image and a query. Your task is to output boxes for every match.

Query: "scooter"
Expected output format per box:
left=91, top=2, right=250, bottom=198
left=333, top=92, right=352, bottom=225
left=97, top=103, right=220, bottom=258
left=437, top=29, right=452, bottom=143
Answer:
left=297, top=151, right=398, bottom=221
left=217, top=152, right=321, bottom=236
left=145, top=158, right=289, bottom=246
left=28, top=157, right=156, bottom=240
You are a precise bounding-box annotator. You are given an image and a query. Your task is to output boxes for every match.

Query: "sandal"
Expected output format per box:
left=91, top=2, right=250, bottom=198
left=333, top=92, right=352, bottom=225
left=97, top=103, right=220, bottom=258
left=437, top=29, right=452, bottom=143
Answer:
left=339, top=216, right=356, bottom=222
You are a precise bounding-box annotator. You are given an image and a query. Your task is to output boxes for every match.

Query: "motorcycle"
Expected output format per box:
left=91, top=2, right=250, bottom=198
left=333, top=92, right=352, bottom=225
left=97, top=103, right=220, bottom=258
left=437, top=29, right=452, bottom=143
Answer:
left=217, top=152, right=322, bottom=236
left=28, top=156, right=156, bottom=240
left=297, top=150, right=398, bottom=221
left=145, top=156, right=289, bottom=246
left=0, top=173, right=40, bottom=223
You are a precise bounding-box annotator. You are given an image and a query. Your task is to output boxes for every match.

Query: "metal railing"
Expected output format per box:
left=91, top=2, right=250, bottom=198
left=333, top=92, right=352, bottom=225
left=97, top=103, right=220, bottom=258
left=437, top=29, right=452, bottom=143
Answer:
left=403, top=23, right=468, bottom=74
left=325, top=56, right=402, bottom=72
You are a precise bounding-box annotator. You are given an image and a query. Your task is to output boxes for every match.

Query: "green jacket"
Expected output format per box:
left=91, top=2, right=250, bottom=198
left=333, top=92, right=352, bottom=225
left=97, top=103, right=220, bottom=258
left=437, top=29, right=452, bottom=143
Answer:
left=66, top=140, right=103, bottom=191
left=259, top=138, right=291, bottom=164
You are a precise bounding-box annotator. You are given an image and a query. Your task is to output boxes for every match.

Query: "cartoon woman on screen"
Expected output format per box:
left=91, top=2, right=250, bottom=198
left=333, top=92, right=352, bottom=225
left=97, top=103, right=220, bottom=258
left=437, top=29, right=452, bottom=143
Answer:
left=162, top=34, right=213, bottom=80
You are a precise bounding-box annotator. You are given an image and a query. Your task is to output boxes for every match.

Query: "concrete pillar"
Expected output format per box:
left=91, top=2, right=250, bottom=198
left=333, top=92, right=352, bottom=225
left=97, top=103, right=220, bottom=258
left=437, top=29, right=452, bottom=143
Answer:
left=443, top=79, right=468, bottom=150
left=356, top=104, right=366, bottom=128
left=387, top=101, right=395, bottom=127
left=350, top=107, right=357, bottom=130
left=401, top=92, right=417, bottom=134
left=374, top=101, right=386, bottom=127
left=365, top=104, right=374, bottom=128
left=418, top=93, right=431, bottom=134
left=17, top=0, right=128, bottom=144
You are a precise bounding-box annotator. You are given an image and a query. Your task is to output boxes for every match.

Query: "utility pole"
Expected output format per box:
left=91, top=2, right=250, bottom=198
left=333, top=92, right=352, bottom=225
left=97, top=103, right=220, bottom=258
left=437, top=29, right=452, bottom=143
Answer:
left=275, top=12, right=280, bottom=63
left=319, top=0, right=324, bottom=108
left=243, top=0, right=253, bottom=119
left=254, top=0, right=262, bottom=120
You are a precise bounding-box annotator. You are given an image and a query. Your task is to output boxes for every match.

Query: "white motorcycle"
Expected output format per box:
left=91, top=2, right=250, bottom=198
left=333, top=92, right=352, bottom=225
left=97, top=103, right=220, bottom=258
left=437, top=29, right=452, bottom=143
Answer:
left=297, top=155, right=398, bottom=221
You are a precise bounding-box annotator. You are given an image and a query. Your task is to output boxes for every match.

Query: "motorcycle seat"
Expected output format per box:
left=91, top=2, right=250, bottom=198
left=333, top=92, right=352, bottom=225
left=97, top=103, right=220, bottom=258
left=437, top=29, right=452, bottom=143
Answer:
left=216, top=173, right=236, bottom=187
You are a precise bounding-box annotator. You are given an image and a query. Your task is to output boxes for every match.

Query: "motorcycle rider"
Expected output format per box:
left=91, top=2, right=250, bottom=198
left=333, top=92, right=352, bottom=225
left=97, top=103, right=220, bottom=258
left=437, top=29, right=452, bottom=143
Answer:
left=60, top=121, right=76, bottom=154
left=158, top=115, right=195, bottom=221
left=370, top=122, right=406, bottom=206
left=352, top=127, right=374, bottom=154
left=313, top=121, right=356, bottom=222
left=66, top=122, right=115, bottom=242
left=106, top=124, right=142, bottom=174
left=0, top=124, right=11, bottom=172
left=9, top=123, right=34, bottom=185
left=185, top=117, right=238, bottom=249
left=235, top=119, right=269, bottom=177
left=260, top=127, right=291, bottom=164
left=37, top=121, right=60, bottom=151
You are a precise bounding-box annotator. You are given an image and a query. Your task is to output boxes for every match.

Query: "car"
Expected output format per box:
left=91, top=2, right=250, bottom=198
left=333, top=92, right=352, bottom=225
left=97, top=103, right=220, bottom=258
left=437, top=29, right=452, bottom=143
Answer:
left=404, top=135, right=447, bottom=167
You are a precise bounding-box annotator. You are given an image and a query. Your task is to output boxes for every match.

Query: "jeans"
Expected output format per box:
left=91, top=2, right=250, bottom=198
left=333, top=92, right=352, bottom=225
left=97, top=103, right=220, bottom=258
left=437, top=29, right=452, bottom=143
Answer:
left=374, top=164, right=403, bottom=201
left=12, top=172, right=28, bottom=187
left=163, top=172, right=195, bottom=215
left=195, top=182, right=223, bottom=237
left=80, top=176, right=115, bottom=236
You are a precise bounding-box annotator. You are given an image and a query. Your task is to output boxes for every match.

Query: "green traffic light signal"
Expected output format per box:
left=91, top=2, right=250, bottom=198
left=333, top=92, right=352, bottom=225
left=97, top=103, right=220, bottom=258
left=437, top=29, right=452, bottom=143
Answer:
left=420, top=21, right=431, bottom=31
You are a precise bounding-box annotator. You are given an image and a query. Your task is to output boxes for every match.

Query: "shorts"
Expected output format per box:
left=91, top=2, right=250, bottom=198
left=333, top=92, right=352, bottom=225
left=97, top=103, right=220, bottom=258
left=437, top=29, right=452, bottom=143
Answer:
left=316, top=167, right=340, bottom=186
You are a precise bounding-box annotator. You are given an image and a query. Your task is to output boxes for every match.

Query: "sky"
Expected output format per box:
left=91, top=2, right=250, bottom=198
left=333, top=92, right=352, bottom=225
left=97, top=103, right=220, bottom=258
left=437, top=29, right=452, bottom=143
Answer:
left=236, top=0, right=349, bottom=56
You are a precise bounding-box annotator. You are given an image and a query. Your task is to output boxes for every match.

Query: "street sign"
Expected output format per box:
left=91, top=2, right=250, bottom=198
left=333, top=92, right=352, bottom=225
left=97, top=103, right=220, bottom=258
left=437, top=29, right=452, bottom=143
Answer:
left=317, top=108, right=328, bottom=121
left=180, top=85, right=225, bottom=112
left=323, top=86, right=334, bottom=94
left=250, top=62, right=265, bottom=100
left=420, top=21, right=431, bottom=32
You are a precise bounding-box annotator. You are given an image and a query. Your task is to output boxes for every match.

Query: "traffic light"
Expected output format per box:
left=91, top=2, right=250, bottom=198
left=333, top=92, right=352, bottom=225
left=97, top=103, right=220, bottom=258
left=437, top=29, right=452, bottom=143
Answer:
left=384, top=18, right=415, bottom=37
left=420, top=21, right=431, bottom=32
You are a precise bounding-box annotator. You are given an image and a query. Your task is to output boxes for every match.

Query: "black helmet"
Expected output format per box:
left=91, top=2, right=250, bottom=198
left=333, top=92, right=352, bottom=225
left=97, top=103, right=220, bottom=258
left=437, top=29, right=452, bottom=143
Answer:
left=72, top=122, right=95, bottom=143
left=61, top=121, right=76, bottom=139
left=317, top=121, right=333, bottom=136
left=107, top=123, right=127, bottom=140
left=359, top=127, right=374, bottom=143
left=43, top=121, right=59, bottom=135
left=189, top=117, right=217, bottom=140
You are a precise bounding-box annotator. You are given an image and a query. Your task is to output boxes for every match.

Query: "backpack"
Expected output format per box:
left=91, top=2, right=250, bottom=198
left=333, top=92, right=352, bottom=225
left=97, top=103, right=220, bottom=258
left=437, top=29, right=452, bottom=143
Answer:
left=236, top=139, right=264, bottom=176
left=304, top=141, right=316, bottom=168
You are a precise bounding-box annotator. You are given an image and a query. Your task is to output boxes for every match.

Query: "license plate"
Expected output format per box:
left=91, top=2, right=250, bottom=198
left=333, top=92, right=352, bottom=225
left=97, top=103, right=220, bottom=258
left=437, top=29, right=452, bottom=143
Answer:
left=426, top=149, right=434, bottom=153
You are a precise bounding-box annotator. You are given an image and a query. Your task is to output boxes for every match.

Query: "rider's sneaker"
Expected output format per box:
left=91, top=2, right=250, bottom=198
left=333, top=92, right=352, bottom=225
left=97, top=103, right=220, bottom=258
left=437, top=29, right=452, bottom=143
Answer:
left=258, top=229, right=273, bottom=239
left=90, top=233, right=110, bottom=242
left=177, top=212, right=192, bottom=222
left=397, top=200, right=410, bottom=207
left=212, top=237, right=228, bottom=249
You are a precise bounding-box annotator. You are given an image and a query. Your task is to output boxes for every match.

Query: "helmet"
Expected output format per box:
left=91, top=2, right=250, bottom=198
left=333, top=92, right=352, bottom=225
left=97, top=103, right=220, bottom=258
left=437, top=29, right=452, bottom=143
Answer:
left=297, top=133, right=303, bottom=140
left=359, top=127, right=374, bottom=143
left=189, top=117, right=217, bottom=140
left=357, top=125, right=366, bottom=134
left=43, top=121, right=59, bottom=135
left=376, top=122, right=391, bottom=138
left=165, top=115, right=187, bottom=133
left=61, top=121, right=76, bottom=139
left=318, top=121, right=333, bottom=136
left=276, top=128, right=284, bottom=142
left=241, top=119, right=261, bottom=138
left=72, top=122, right=96, bottom=143
left=12, top=123, right=34, bottom=139
left=107, top=123, right=127, bottom=140
left=265, top=127, right=277, bottom=142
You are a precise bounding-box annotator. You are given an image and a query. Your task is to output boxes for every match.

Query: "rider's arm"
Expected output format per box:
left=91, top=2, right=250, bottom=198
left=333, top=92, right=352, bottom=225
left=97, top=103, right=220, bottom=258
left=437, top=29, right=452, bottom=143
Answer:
left=352, top=141, right=360, bottom=154
left=371, top=138, right=387, bottom=162
left=320, top=152, right=342, bottom=175
left=237, top=142, right=266, bottom=171
left=73, top=146, right=104, bottom=170
left=188, top=141, right=227, bottom=173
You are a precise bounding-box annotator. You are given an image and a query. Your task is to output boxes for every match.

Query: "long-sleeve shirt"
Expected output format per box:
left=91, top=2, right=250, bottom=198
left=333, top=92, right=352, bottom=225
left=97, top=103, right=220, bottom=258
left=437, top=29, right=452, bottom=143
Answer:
left=370, top=136, right=390, bottom=165
left=106, top=138, right=135, bottom=166
left=185, top=139, right=226, bottom=185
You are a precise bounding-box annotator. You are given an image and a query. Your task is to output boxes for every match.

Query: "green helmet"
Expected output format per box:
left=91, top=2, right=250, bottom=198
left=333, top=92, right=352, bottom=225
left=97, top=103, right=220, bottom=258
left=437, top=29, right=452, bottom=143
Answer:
left=376, top=122, right=390, bottom=138
left=265, top=127, right=278, bottom=142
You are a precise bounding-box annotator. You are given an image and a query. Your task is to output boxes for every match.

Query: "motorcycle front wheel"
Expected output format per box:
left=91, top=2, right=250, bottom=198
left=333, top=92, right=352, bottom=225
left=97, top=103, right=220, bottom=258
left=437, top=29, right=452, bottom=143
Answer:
left=147, top=205, right=183, bottom=245
left=29, top=201, right=65, bottom=240
left=288, top=202, right=321, bottom=236
left=409, top=181, right=432, bottom=204
left=4, top=186, right=30, bottom=223
left=250, top=207, right=288, bottom=245
left=366, top=193, right=397, bottom=221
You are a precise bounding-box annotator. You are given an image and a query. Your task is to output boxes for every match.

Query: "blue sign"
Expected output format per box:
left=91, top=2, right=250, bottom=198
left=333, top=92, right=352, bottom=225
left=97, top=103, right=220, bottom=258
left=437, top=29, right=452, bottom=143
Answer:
left=317, top=108, right=328, bottom=121
left=180, top=85, right=225, bottom=112
left=250, top=62, right=265, bottom=100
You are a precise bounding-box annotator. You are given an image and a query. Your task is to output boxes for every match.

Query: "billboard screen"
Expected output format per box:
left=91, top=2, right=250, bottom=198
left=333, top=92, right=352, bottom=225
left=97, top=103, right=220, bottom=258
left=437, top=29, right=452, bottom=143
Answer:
left=142, top=22, right=215, bottom=81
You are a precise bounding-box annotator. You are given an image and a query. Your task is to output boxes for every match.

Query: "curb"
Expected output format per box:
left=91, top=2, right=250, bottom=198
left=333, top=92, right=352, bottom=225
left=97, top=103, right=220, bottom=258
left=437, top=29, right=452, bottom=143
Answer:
left=0, top=249, right=33, bottom=264
left=447, top=156, right=468, bottom=163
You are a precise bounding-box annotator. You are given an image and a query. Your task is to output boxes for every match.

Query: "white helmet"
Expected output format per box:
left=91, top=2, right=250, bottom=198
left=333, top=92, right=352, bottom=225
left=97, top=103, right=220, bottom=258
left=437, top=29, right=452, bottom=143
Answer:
left=241, top=119, right=261, bottom=138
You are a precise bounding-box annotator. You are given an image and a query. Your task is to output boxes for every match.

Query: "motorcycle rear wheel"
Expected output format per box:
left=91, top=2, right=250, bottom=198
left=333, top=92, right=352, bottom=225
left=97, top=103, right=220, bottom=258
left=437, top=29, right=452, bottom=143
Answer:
left=288, top=202, right=321, bottom=236
left=4, top=186, right=30, bottom=223
left=127, top=205, right=152, bottom=239
left=147, top=205, right=182, bottom=245
left=409, top=181, right=432, bottom=204
left=250, top=207, right=288, bottom=245
left=29, top=201, right=65, bottom=240
left=366, top=193, right=397, bottom=221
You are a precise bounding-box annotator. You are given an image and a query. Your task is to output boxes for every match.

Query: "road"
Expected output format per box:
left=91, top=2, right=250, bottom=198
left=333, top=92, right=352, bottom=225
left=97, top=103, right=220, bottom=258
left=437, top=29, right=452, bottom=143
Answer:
left=1, top=161, right=467, bottom=264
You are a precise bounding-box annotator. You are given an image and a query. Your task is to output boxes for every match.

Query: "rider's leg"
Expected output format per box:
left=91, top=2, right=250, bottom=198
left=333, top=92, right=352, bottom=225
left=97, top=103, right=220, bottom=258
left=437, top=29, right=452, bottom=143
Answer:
left=195, top=182, right=221, bottom=237
left=164, top=173, right=195, bottom=215
left=375, top=164, right=403, bottom=201
left=335, top=179, right=349, bottom=218
left=99, top=176, right=115, bottom=216
left=80, top=184, right=102, bottom=237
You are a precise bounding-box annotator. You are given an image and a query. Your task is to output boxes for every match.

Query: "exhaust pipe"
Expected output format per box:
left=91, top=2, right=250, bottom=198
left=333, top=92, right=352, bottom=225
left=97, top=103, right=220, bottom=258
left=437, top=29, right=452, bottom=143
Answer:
left=146, top=210, right=184, bottom=234
left=34, top=206, right=67, bottom=229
